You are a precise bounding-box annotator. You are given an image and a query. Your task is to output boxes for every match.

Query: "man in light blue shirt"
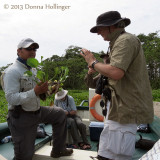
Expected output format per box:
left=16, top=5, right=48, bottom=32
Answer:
left=1, top=38, right=73, bottom=159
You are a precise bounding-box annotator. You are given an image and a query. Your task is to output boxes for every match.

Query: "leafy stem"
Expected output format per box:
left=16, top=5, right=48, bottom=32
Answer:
left=23, top=57, right=69, bottom=105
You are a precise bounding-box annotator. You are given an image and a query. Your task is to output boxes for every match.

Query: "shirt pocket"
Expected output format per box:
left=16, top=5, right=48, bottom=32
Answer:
left=20, top=76, right=33, bottom=92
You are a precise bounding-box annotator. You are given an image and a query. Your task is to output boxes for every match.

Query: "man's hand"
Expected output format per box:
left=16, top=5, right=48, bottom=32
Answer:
left=69, top=110, right=77, bottom=115
left=34, top=82, right=48, bottom=96
left=88, top=67, right=96, bottom=75
left=80, top=49, right=125, bottom=80
left=80, top=49, right=96, bottom=67
left=66, top=110, right=77, bottom=115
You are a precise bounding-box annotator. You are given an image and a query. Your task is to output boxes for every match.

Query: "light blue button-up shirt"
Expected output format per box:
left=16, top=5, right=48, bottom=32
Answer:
left=2, top=60, right=40, bottom=111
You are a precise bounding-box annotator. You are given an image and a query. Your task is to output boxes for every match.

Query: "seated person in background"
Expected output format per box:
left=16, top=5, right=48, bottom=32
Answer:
left=54, top=89, right=91, bottom=150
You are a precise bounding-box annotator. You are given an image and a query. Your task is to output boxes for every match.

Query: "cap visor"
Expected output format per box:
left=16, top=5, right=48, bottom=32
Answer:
left=23, top=42, right=39, bottom=49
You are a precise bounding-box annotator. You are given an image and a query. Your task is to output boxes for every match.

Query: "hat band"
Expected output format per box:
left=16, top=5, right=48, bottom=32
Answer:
left=97, top=18, right=122, bottom=24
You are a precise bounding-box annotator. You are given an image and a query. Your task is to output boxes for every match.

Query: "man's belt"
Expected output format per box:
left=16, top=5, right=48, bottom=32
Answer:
left=9, top=105, right=40, bottom=118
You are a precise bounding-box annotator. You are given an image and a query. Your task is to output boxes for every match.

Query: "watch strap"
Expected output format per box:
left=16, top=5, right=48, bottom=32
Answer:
left=91, top=60, right=99, bottom=69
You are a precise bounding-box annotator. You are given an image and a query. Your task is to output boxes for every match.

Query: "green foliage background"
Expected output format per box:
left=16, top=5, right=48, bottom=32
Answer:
left=1, top=89, right=160, bottom=123
left=137, top=31, right=160, bottom=89
left=0, top=90, right=8, bottom=123
left=41, top=46, right=103, bottom=90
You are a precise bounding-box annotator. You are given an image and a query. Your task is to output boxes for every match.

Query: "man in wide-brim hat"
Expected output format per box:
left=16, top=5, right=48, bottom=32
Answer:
left=80, top=11, right=153, bottom=160
left=90, top=11, right=130, bottom=33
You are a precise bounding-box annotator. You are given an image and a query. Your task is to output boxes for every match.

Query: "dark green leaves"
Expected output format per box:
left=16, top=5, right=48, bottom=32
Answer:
left=138, top=31, right=160, bottom=89
left=25, top=57, right=47, bottom=82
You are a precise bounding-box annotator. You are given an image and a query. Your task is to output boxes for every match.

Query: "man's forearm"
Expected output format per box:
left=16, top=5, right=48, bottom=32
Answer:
left=93, top=63, right=124, bottom=80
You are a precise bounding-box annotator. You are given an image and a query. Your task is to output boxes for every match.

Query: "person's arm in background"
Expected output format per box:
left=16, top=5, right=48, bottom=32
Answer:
left=84, top=67, right=101, bottom=88
left=54, top=98, right=72, bottom=115
left=68, top=96, right=77, bottom=115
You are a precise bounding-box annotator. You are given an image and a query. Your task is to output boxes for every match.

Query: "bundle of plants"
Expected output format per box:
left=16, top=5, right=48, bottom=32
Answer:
left=24, top=56, right=69, bottom=105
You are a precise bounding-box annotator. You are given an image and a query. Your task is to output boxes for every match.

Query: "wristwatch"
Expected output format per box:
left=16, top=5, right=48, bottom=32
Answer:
left=91, top=60, right=99, bottom=69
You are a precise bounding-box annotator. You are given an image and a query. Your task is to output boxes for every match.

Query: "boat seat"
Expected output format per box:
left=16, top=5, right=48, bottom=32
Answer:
left=0, top=122, right=52, bottom=160
left=132, top=116, right=160, bottom=160
left=150, top=116, right=160, bottom=138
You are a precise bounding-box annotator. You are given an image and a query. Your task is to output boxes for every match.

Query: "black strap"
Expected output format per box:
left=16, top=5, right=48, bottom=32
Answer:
left=66, top=95, right=69, bottom=107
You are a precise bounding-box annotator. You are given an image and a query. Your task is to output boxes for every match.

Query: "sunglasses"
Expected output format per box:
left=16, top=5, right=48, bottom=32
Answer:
left=24, top=48, right=37, bottom=52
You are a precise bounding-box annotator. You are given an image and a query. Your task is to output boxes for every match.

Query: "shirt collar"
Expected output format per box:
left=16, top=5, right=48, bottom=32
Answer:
left=109, top=28, right=125, bottom=49
left=17, top=57, right=31, bottom=70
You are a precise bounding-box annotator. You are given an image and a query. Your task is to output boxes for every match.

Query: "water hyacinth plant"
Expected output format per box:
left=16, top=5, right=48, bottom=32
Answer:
left=24, top=56, right=69, bottom=105
left=24, top=56, right=48, bottom=84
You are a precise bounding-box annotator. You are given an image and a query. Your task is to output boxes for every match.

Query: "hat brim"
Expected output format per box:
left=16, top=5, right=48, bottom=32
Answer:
left=55, top=90, right=68, bottom=100
left=23, top=42, right=39, bottom=49
left=90, top=18, right=131, bottom=33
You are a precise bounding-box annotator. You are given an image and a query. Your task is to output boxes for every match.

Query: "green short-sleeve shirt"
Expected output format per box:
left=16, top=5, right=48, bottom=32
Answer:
left=108, top=32, right=154, bottom=124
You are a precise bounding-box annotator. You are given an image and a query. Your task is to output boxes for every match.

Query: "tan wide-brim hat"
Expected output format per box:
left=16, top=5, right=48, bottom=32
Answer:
left=55, top=89, right=68, bottom=100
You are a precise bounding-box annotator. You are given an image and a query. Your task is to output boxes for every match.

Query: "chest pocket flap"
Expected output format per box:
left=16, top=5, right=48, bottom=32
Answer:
left=20, top=76, right=34, bottom=92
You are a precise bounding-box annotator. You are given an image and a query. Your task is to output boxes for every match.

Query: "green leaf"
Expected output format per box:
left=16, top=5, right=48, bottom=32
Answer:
left=36, top=70, right=45, bottom=82
left=64, top=67, right=69, bottom=78
left=60, top=67, right=69, bottom=82
left=23, top=71, right=32, bottom=77
left=45, top=72, right=48, bottom=81
left=49, top=67, right=60, bottom=81
left=27, top=58, right=39, bottom=68
left=39, top=56, right=44, bottom=66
